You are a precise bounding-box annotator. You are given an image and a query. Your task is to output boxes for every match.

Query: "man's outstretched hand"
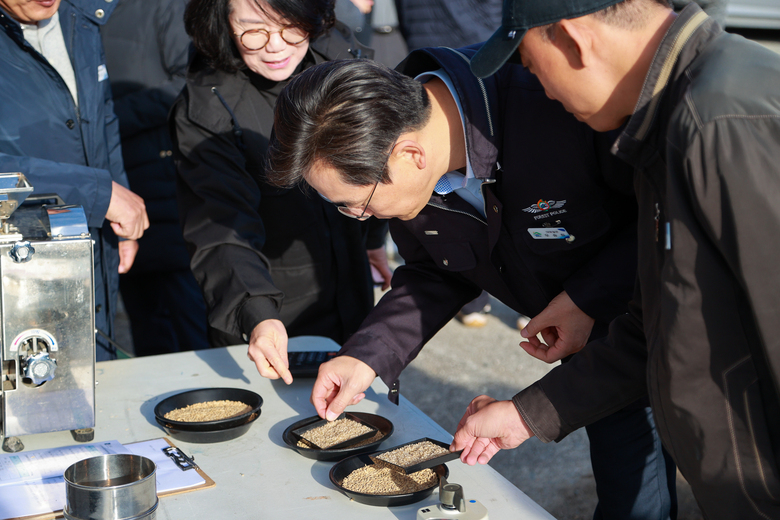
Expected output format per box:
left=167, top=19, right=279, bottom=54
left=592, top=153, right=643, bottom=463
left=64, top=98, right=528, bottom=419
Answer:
left=451, top=395, right=534, bottom=465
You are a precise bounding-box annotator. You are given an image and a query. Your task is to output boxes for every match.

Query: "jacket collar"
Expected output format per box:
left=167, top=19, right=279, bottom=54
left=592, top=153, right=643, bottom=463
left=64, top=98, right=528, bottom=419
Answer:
left=184, top=52, right=251, bottom=130
left=612, top=3, right=717, bottom=168
left=1, top=0, right=115, bottom=45
left=62, top=0, right=117, bottom=26
left=0, top=6, right=24, bottom=43
left=184, top=32, right=338, bottom=130
left=397, top=46, right=501, bottom=181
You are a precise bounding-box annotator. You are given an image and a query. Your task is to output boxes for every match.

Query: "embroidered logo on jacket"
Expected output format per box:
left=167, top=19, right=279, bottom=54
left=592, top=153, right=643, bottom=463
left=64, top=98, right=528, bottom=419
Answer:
left=523, top=199, right=568, bottom=220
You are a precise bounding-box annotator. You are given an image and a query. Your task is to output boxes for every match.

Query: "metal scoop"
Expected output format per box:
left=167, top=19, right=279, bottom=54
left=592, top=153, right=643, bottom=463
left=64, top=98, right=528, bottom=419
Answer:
left=369, top=437, right=462, bottom=474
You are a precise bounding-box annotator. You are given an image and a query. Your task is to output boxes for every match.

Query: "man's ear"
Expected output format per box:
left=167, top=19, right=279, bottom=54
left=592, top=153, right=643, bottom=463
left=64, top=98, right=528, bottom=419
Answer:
left=392, top=139, right=426, bottom=171
left=556, top=18, right=593, bottom=70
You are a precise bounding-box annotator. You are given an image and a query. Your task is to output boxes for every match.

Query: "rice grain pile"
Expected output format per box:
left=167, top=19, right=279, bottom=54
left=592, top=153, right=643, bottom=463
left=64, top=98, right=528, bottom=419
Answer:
left=341, top=466, right=437, bottom=495
left=164, top=400, right=250, bottom=422
left=375, top=441, right=449, bottom=468
left=299, top=418, right=373, bottom=449
left=297, top=430, right=383, bottom=449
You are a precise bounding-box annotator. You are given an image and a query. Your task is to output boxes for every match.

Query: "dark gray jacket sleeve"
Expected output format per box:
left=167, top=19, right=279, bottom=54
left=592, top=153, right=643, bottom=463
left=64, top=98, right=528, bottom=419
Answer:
left=339, top=220, right=481, bottom=386
left=514, top=288, right=649, bottom=442
left=171, top=95, right=283, bottom=340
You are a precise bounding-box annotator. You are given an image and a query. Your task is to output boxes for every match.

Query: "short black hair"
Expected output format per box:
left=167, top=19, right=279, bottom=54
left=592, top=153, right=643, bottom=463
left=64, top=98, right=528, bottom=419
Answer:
left=184, top=0, right=336, bottom=73
left=537, top=0, right=672, bottom=40
left=266, top=59, right=432, bottom=188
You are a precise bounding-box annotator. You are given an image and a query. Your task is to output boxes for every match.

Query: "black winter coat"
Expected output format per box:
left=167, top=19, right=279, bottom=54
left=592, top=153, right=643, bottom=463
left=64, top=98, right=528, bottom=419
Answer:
left=338, top=46, right=637, bottom=399
left=394, top=0, right=501, bottom=50
left=170, top=25, right=386, bottom=347
left=516, top=6, right=780, bottom=518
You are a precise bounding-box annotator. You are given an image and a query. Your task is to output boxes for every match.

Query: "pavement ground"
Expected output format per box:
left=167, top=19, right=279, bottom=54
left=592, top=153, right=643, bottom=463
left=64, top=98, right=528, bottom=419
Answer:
left=394, top=291, right=704, bottom=520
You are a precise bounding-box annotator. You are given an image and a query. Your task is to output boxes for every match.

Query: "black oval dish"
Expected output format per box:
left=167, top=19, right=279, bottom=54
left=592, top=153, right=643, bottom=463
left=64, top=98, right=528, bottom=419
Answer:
left=153, top=388, right=262, bottom=442
left=158, top=412, right=260, bottom=444
left=329, top=452, right=448, bottom=507
left=283, top=412, right=393, bottom=461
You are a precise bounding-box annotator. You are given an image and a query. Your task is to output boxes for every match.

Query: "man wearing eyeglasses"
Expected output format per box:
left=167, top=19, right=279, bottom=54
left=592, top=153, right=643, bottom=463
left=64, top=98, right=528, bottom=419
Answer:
left=267, top=53, right=678, bottom=519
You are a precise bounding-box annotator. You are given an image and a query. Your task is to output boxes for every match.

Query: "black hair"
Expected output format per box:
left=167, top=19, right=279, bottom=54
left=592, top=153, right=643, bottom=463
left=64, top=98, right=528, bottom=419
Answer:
left=266, top=59, right=432, bottom=188
left=184, top=0, right=336, bottom=73
left=538, top=0, right=672, bottom=40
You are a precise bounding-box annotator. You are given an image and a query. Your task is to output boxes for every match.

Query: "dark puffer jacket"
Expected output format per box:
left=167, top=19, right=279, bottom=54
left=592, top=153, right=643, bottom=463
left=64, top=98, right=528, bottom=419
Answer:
left=394, top=0, right=501, bottom=50
left=101, top=0, right=192, bottom=274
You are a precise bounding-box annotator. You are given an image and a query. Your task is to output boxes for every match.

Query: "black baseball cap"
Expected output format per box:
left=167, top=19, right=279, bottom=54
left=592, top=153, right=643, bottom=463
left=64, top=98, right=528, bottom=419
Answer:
left=470, top=0, right=624, bottom=78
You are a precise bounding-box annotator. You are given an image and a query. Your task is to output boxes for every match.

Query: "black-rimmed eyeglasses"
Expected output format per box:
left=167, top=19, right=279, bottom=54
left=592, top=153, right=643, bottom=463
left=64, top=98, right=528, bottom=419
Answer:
left=233, top=26, right=308, bottom=51
left=322, top=180, right=379, bottom=221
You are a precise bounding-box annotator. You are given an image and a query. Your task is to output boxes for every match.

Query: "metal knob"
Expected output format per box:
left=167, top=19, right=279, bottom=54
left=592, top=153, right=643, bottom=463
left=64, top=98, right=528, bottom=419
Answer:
left=23, top=352, right=57, bottom=385
left=9, top=241, right=35, bottom=263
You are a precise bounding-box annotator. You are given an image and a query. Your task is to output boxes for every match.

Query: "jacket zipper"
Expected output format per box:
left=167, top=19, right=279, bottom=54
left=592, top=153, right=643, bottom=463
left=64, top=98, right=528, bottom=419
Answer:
left=447, top=48, right=494, bottom=137
left=68, top=11, right=85, bottom=164
left=426, top=201, right=487, bottom=226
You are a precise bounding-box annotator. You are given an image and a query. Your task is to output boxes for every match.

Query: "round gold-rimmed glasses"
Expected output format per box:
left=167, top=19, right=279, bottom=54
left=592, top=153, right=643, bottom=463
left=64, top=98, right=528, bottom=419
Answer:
left=233, top=26, right=308, bottom=51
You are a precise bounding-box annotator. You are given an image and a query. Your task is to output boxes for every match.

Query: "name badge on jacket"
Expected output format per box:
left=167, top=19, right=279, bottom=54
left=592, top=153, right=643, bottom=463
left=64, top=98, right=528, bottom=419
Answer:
left=527, top=228, right=570, bottom=239
left=97, top=64, right=108, bottom=82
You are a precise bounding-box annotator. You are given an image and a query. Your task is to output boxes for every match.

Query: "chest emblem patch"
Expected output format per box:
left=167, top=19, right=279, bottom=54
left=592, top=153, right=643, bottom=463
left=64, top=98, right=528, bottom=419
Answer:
left=523, top=199, right=568, bottom=221
left=523, top=199, right=567, bottom=214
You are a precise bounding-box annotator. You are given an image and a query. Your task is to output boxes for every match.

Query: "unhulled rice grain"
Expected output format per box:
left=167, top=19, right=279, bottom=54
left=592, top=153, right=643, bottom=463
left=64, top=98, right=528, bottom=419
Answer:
left=164, top=400, right=250, bottom=422
left=341, top=465, right=438, bottom=495
left=296, top=430, right=384, bottom=449
left=375, top=441, right=448, bottom=468
left=299, top=418, right=373, bottom=449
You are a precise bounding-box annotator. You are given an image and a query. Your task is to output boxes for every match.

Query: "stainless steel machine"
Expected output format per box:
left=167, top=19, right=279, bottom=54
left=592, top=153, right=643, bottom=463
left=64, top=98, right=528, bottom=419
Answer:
left=0, top=172, right=96, bottom=451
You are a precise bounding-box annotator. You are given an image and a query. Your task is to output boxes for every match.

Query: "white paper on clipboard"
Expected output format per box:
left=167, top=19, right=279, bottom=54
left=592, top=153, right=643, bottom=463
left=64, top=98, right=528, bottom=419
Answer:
left=0, top=439, right=207, bottom=520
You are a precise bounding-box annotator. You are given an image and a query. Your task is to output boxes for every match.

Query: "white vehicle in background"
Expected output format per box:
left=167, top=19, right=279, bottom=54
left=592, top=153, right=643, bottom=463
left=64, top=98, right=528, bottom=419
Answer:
left=727, top=0, right=780, bottom=29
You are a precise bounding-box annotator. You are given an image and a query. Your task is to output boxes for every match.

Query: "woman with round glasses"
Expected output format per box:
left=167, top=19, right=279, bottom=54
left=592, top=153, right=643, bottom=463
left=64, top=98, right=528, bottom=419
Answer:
left=170, top=0, right=391, bottom=383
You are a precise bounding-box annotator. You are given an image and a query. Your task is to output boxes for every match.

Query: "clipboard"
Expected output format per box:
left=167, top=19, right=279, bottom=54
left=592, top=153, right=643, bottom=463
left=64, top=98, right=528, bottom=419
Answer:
left=154, top=437, right=215, bottom=499
left=0, top=437, right=214, bottom=520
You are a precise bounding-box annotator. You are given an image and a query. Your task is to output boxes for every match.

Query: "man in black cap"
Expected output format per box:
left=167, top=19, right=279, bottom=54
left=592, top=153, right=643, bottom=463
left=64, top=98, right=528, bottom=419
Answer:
left=454, top=1, right=780, bottom=519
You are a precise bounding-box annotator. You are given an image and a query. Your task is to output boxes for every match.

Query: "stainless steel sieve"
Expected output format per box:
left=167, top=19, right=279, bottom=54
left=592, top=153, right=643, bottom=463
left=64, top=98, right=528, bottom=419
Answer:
left=63, top=454, right=158, bottom=520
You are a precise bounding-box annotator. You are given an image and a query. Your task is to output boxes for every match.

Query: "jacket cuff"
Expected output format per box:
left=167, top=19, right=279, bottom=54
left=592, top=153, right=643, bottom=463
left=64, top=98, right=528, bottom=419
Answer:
left=339, top=332, right=407, bottom=388
left=512, top=383, right=569, bottom=443
left=236, top=296, right=282, bottom=340
left=90, top=170, right=114, bottom=228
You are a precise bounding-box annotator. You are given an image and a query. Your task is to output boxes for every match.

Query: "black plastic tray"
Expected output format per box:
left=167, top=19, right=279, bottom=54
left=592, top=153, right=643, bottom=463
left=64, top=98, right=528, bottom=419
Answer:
left=158, top=411, right=260, bottom=443
left=370, top=437, right=461, bottom=474
left=329, top=452, right=448, bottom=507
left=153, top=388, right=263, bottom=436
left=283, top=412, right=393, bottom=461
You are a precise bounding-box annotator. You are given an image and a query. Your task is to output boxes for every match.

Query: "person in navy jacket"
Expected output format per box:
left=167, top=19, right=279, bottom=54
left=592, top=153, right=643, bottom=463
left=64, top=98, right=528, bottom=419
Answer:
left=0, top=0, right=148, bottom=360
